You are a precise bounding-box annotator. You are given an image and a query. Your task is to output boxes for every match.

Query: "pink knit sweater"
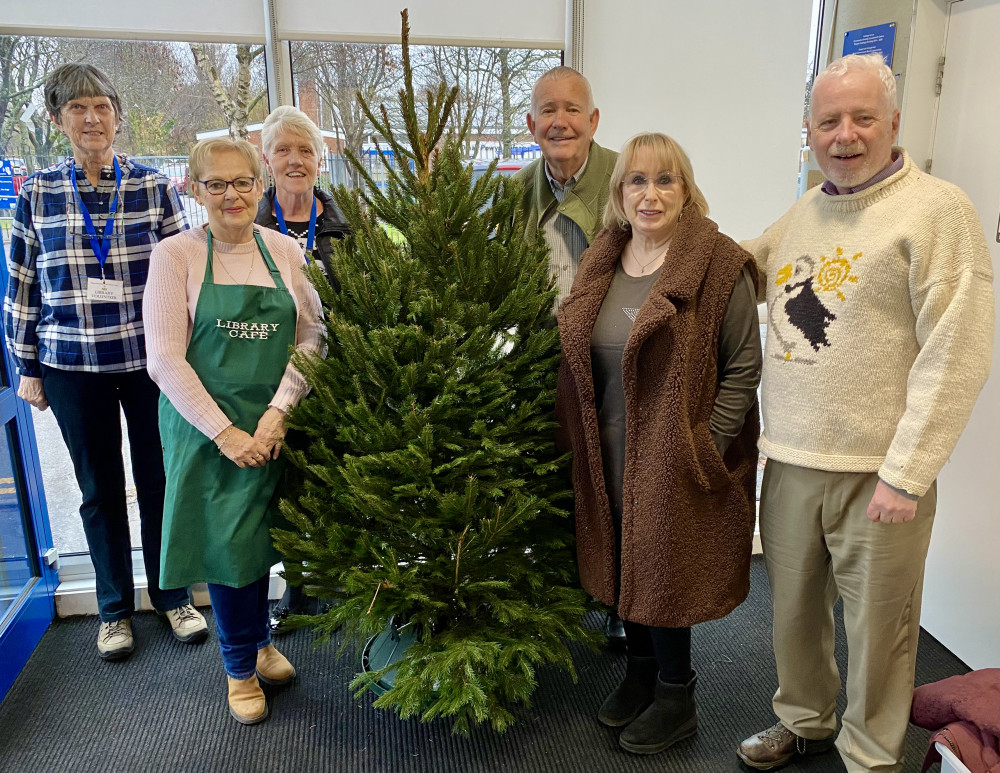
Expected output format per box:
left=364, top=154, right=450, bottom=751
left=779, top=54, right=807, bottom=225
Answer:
left=143, top=225, right=324, bottom=440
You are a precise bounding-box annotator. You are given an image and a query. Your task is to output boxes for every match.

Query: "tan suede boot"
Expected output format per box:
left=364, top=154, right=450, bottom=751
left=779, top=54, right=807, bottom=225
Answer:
left=227, top=674, right=268, bottom=724
left=256, top=644, right=296, bottom=686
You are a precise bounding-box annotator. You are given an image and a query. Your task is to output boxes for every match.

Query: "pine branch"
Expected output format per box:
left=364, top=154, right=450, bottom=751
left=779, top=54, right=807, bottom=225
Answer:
left=277, top=5, right=593, bottom=736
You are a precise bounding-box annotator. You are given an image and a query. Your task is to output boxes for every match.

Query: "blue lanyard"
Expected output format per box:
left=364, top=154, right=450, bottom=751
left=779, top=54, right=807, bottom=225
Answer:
left=274, top=195, right=317, bottom=259
left=69, top=156, right=122, bottom=277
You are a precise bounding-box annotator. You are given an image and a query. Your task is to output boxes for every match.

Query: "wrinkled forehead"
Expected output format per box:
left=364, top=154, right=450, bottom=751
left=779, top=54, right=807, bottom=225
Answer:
left=532, top=75, right=592, bottom=112
left=810, top=71, right=892, bottom=119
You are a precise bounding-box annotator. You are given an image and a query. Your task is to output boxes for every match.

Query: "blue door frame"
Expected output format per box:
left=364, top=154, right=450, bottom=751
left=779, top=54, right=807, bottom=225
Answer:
left=0, top=234, right=58, bottom=701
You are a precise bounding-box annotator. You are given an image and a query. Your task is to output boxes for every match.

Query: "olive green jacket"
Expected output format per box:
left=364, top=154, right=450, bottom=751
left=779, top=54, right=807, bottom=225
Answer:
left=515, top=141, right=619, bottom=246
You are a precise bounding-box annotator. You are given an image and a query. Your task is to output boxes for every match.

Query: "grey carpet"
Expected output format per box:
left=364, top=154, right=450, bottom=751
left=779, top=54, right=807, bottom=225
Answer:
left=0, top=557, right=963, bottom=773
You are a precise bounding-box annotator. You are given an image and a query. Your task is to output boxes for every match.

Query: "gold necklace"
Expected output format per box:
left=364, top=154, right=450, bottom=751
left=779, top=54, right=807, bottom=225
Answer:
left=627, top=243, right=669, bottom=275
left=215, top=251, right=255, bottom=284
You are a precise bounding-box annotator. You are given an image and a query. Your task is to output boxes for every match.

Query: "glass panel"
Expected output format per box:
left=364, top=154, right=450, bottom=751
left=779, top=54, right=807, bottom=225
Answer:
left=1, top=34, right=270, bottom=554
left=290, top=41, right=561, bottom=192
left=34, top=407, right=142, bottom=554
left=0, top=424, right=37, bottom=616
left=0, top=35, right=269, bottom=245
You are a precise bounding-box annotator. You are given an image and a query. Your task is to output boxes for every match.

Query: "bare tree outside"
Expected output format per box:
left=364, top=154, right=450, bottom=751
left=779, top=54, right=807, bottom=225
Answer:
left=291, top=41, right=560, bottom=168
left=495, top=48, right=559, bottom=158
left=411, top=45, right=559, bottom=159
left=0, top=35, right=270, bottom=162
left=413, top=45, right=499, bottom=160
left=189, top=43, right=268, bottom=140
left=292, top=41, right=401, bottom=186
left=0, top=36, right=65, bottom=165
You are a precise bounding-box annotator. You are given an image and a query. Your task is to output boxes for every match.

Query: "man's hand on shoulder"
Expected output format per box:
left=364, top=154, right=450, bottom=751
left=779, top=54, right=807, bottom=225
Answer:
left=866, top=480, right=918, bottom=524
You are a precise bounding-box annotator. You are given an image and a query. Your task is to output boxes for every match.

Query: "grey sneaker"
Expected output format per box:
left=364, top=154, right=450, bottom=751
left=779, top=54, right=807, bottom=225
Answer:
left=97, top=619, right=134, bottom=660
left=163, top=604, right=209, bottom=643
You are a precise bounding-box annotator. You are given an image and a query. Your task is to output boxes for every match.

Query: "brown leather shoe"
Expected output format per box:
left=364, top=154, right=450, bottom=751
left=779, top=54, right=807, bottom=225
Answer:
left=256, top=644, right=296, bottom=686
left=737, top=721, right=835, bottom=770
left=227, top=674, right=268, bottom=724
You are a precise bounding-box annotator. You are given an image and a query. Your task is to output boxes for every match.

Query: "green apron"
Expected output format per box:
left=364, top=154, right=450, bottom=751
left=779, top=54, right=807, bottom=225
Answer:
left=159, top=229, right=298, bottom=588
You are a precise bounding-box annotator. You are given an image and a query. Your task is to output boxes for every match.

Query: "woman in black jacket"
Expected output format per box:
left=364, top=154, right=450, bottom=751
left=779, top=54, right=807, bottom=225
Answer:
left=255, top=105, right=349, bottom=631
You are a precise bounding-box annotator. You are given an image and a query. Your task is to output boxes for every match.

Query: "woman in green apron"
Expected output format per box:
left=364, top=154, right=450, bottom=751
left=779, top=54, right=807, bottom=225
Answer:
left=143, top=138, right=323, bottom=724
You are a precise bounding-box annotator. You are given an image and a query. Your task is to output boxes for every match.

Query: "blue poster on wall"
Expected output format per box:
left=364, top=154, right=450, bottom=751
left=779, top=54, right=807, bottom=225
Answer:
left=0, top=160, right=16, bottom=209
left=843, top=22, right=897, bottom=66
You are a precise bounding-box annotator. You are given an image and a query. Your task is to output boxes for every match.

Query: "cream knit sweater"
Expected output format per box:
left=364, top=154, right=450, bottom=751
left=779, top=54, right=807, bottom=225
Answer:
left=143, top=225, right=324, bottom=440
left=744, top=150, right=993, bottom=496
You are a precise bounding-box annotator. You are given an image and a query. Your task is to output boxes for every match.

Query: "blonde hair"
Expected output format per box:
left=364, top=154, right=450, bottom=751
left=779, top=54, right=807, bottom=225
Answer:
left=604, top=133, right=709, bottom=230
left=188, top=138, right=263, bottom=192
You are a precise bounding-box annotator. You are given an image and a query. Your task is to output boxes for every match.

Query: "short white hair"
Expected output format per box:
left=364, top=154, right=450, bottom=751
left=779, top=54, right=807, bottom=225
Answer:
left=261, top=105, right=325, bottom=157
left=810, top=53, right=897, bottom=118
left=529, top=66, right=595, bottom=116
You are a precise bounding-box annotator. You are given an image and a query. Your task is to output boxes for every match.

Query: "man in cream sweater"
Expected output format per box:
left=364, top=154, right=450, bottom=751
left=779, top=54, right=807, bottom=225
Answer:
left=737, top=54, right=994, bottom=773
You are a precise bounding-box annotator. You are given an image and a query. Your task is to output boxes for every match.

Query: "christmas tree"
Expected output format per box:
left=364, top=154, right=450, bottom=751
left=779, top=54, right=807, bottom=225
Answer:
left=274, top=10, right=597, bottom=734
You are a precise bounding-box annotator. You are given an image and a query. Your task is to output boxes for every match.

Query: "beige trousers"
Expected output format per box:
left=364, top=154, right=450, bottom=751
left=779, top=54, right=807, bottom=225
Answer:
left=759, top=460, right=936, bottom=773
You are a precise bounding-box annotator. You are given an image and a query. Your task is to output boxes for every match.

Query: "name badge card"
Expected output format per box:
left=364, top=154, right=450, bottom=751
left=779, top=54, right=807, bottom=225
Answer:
left=86, top=277, right=125, bottom=303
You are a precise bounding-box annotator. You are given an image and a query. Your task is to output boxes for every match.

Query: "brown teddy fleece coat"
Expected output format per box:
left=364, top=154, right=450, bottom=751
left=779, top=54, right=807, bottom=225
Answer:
left=556, top=208, right=759, bottom=628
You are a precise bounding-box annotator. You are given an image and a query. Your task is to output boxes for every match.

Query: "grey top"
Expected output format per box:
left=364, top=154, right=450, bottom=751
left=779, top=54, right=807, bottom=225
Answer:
left=590, top=262, right=761, bottom=520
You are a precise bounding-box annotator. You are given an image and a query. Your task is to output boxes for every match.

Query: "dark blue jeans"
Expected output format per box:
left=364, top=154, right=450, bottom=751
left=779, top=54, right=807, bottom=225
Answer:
left=41, top=365, right=189, bottom=621
left=208, top=576, right=271, bottom=679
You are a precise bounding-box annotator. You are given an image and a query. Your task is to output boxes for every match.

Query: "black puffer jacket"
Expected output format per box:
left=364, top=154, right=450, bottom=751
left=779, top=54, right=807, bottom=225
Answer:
left=256, top=186, right=349, bottom=283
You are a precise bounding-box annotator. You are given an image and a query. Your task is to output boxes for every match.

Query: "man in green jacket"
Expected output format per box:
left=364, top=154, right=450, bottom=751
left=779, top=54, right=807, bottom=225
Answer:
left=516, top=66, right=618, bottom=309
left=516, top=66, right=624, bottom=647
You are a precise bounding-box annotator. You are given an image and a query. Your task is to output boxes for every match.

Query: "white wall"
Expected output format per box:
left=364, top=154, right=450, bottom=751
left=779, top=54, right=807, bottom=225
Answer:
left=581, top=0, right=813, bottom=240
left=920, top=0, right=1000, bottom=671
left=898, top=0, right=948, bottom=172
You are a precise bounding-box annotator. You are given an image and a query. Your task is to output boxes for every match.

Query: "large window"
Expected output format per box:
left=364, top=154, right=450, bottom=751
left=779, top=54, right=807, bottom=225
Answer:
left=290, top=42, right=561, bottom=189
left=0, top=35, right=268, bottom=555
left=1, top=33, right=563, bottom=557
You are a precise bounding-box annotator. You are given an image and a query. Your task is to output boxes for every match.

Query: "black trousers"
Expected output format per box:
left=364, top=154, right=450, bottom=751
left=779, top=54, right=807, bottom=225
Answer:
left=622, top=620, right=692, bottom=685
left=41, top=365, right=189, bottom=621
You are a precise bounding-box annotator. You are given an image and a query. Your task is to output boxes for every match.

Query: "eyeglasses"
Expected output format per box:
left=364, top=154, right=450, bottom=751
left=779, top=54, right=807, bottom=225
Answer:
left=622, top=172, right=683, bottom=195
left=199, top=177, right=257, bottom=195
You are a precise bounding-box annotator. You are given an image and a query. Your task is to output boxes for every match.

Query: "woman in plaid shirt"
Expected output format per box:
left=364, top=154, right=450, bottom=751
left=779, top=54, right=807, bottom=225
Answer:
left=3, top=63, right=209, bottom=660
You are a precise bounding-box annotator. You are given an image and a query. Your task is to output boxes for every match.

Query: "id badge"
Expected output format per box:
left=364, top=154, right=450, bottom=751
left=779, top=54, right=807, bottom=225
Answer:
left=86, top=277, right=125, bottom=303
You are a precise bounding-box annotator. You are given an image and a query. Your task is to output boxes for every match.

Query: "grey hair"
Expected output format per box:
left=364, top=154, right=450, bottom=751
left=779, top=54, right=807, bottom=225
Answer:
left=529, top=66, right=595, bottom=116
left=810, top=53, right=897, bottom=117
left=45, top=63, right=123, bottom=123
left=261, top=105, right=325, bottom=157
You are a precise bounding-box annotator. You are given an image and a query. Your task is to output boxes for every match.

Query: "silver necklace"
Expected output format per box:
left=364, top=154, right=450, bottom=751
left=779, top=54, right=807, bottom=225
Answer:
left=215, top=251, right=255, bottom=284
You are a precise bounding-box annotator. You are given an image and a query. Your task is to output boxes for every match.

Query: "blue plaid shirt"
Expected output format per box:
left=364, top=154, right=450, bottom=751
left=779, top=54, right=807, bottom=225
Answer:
left=4, top=155, right=188, bottom=376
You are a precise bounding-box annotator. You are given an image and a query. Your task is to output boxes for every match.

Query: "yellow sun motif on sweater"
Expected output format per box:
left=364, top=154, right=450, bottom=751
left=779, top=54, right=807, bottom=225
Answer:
left=815, top=246, right=861, bottom=301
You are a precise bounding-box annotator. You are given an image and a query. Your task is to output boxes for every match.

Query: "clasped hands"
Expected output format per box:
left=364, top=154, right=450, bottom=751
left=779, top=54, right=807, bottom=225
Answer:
left=214, top=406, right=287, bottom=469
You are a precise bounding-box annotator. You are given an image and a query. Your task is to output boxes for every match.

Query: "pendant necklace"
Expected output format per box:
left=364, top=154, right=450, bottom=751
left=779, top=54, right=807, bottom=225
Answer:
left=628, top=243, right=669, bottom=275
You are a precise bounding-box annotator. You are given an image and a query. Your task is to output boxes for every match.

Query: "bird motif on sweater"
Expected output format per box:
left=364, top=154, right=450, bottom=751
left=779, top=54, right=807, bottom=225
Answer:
left=769, top=247, right=862, bottom=363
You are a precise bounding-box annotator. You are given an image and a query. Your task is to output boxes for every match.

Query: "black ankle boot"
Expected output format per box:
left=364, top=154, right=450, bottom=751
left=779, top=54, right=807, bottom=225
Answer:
left=597, top=655, right=658, bottom=727
left=618, top=673, right=698, bottom=754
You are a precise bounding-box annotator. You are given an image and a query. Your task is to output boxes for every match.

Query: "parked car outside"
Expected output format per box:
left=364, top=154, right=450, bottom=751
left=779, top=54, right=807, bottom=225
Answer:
left=471, top=158, right=529, bottom=185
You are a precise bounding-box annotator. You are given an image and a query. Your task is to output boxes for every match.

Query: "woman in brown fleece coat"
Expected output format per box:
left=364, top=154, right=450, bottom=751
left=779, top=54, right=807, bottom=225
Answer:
left=555, top=132, right=761, bottom=755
